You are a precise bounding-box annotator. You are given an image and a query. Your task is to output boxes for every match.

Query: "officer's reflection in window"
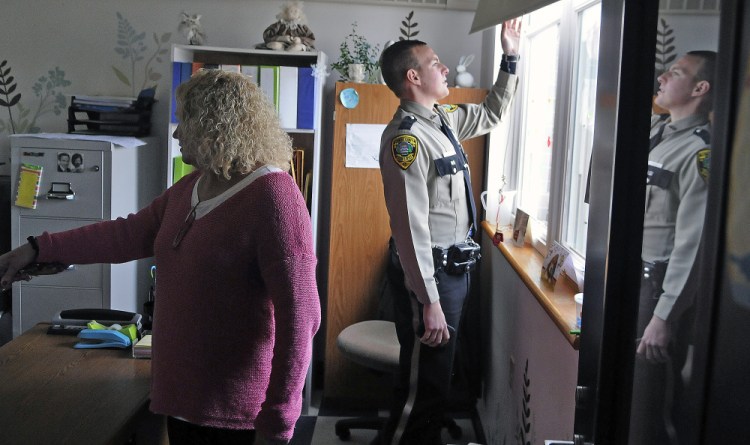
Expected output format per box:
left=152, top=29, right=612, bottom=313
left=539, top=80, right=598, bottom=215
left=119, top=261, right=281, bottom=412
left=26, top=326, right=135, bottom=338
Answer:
left=71, top=153, right=84, bottom=173
left=629, top=50, right=715, bottom=445
left=57, top=152, right=71, bottom=172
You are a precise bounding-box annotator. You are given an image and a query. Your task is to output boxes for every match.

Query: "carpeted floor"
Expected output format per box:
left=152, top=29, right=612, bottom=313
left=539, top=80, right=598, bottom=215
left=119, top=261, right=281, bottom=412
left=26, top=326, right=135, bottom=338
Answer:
left=289, top=412, right=480, bottom=445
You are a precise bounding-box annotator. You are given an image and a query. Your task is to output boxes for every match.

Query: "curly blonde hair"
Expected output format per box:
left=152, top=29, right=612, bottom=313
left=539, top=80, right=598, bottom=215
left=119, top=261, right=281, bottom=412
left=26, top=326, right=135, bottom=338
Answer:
left=175, top=69, right=292, bottom=178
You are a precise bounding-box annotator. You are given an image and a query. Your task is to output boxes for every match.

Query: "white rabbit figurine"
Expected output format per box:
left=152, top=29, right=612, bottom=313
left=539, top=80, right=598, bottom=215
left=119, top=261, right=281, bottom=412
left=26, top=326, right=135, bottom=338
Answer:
left=455, top=54, right=475, bottom=88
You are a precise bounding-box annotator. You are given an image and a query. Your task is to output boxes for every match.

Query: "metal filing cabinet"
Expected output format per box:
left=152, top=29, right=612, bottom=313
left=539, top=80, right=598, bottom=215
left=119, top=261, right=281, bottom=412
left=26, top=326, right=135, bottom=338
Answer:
left=10, top=135, right=162, bottom=337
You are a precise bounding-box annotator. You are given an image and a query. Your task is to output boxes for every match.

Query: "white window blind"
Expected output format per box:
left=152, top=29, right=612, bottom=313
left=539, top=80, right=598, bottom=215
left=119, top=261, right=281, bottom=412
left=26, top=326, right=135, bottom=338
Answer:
left=470, top=0, right=559, bottom=33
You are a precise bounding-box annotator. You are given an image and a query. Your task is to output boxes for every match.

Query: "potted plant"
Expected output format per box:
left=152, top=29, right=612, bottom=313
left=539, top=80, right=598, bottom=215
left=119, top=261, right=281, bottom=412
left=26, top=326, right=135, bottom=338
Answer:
left=331, top=22, right=380, bottom=83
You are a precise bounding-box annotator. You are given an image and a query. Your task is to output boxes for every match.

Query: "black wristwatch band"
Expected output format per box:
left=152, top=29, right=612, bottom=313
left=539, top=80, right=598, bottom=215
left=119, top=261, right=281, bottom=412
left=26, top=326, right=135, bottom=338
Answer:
left=27, top=236, right=39, bottom=260
left=500, top=54, right=520, bottom=75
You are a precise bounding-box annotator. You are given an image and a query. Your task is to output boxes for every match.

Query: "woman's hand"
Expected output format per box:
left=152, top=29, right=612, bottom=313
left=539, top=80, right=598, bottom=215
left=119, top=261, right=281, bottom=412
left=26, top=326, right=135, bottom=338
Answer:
left=0, top=243, right=37, bottom=289
left=501, top=18, right=523, bottom=56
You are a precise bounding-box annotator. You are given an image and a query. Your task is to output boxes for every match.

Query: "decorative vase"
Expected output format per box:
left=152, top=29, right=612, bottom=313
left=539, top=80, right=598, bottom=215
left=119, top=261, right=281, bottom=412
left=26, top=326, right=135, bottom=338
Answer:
left=348, top=63, right=366, bottom=83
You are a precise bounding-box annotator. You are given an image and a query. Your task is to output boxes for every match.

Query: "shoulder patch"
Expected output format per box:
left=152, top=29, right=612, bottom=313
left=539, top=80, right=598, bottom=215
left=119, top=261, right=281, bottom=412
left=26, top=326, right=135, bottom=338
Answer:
left=392, top=135, right=419, bottom=170
left=693, top=128, right=711, bottom=144
left=398, top=115, right=417, bottom=131
left=696, top=148, right=710, bottom=183
left=441, top=104, right=458, bottom=113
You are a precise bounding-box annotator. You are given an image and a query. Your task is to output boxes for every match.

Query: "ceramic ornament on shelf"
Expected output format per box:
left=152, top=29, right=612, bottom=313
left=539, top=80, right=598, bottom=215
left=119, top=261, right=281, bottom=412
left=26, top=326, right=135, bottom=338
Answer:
left=455, top=54, right=475, bottom=88
left=178, top=12, right=206, bottom=45
left=257, top=1, right=316, bottom=52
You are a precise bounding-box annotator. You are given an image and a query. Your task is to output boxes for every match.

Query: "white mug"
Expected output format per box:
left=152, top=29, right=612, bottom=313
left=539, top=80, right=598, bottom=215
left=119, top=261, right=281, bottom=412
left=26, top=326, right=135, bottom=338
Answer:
left=480, top=190, right=516, bottom=226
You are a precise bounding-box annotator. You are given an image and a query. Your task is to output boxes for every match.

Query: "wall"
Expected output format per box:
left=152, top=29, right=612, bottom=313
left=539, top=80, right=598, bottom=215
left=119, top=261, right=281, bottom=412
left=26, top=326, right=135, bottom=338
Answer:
left=660, top=13, right=721, bottom=56
left=0, top=0, right=488, bottom=175
left=478, top=236, right=579, bottom=444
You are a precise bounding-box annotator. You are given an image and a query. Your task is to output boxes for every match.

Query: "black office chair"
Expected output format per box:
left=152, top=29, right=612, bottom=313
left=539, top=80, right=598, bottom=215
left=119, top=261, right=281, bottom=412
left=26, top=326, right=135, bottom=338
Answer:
left=334, top=319, right=463, bottom=443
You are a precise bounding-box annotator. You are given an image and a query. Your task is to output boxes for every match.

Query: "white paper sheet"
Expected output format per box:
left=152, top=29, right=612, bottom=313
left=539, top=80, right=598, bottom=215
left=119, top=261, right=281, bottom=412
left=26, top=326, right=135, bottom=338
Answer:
left=345, top=124, right=386, bottom=169
left=11, top=133, right=147, bottom=149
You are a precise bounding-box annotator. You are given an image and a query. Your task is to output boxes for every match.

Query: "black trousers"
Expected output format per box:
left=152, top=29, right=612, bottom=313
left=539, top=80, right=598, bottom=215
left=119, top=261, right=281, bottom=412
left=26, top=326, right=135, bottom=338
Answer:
left=382, top=247, right=471, bottom=445
left=629, top=269, right=691, bottom=445
left=167, top=417, right=257, bottom=445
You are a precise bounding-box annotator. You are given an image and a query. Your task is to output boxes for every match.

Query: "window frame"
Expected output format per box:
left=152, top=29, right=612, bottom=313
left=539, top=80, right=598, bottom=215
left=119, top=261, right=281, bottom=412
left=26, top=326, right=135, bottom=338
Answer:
left=487, top=0, right=601, bottom=262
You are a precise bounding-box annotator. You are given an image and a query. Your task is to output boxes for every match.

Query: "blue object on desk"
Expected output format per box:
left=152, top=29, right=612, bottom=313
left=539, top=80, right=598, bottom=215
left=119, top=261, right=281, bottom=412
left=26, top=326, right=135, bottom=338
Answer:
left=74, top=329, right=132, bottom=349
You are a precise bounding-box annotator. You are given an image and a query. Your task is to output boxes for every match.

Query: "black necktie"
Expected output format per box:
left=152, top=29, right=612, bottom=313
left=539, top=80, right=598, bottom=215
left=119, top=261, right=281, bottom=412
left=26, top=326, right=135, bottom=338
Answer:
left=437, top=114, right=477, bottom=237
left=649, top=120, right=667, bottom=151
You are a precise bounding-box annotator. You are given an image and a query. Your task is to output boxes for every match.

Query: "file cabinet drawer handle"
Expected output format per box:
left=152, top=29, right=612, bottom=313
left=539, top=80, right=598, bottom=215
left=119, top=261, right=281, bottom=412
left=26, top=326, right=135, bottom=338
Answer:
left=47, top=182, right=75, bottom=200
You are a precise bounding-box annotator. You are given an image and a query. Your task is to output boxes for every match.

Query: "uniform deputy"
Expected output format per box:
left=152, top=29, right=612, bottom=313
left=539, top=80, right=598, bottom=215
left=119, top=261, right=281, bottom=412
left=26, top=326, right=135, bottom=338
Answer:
left=378, top=20, right=521, bottom=445
left=631, top=50, right=715, bottom=445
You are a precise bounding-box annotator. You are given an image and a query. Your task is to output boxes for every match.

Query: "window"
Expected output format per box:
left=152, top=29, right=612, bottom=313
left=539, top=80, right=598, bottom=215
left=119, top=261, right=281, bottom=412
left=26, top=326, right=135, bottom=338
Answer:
left=562, top=1, right=600, bottom=255
left=516, top=2, right=562, bottom=231
left=488, top=0, right=601, bottom=259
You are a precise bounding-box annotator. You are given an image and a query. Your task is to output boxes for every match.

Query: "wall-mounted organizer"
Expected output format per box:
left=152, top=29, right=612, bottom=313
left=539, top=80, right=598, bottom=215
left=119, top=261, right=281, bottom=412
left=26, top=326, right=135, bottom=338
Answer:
left=67, top=90, right=155, bottom=136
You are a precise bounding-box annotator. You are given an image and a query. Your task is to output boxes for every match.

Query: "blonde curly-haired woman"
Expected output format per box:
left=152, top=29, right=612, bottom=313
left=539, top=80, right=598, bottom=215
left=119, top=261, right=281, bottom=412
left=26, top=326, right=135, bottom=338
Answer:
left=0, top=69, right=320, bottom=445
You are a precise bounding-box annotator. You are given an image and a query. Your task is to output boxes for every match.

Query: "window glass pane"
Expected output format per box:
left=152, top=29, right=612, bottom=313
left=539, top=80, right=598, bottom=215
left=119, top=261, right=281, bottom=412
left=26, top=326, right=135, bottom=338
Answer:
left=517, top=21, right=560, bottom=225
left=561, top=2, right=600, bottom=255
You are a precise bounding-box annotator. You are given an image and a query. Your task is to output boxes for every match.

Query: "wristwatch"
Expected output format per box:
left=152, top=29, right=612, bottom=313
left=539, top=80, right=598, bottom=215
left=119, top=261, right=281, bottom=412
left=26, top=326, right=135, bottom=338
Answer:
left=27, top=236, right=39, bottom=261
left=500, top=53, right=520, bottom=75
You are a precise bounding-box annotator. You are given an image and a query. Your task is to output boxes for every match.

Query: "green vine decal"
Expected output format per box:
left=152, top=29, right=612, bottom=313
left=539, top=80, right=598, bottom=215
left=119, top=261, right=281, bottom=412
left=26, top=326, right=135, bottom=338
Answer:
left=0, top=60, right=21, bottom=134
left=112, top=12, right=171, bottom=96
left=0, top=61, right=71, bottom=135
left=655, top=18, right=677, bottom=80
left=399, top=11, right=419, bottom=41
left=516, top=359, right=532, bottom=445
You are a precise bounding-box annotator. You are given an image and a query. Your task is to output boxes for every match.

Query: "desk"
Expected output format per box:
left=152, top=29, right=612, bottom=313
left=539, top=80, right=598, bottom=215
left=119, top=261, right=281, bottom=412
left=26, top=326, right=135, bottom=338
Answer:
left=0, top=324, right=155, bottom=445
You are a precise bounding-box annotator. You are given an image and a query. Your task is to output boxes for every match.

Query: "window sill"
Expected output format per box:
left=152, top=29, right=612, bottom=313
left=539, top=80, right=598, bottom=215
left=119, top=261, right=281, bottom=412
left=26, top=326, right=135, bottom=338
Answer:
left=482, top=221, right=581, bottom=349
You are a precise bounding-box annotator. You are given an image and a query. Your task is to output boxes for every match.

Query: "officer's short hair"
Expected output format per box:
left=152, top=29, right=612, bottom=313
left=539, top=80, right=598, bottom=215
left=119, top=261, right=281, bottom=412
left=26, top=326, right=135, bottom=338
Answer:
left=381, top=40, right=427, bottom=97
left=687, top=50, right=717, bottom=86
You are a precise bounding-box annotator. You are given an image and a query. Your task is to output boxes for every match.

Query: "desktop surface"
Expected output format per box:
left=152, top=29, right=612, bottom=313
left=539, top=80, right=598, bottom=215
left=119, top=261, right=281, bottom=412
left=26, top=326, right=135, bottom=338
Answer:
left=0, top=323, right=152, bottom=445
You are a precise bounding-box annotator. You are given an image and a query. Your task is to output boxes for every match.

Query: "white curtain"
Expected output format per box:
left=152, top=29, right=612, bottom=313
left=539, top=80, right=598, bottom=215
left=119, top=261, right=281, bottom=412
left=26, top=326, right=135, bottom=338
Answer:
left=470, top=0, right=558, bottom=33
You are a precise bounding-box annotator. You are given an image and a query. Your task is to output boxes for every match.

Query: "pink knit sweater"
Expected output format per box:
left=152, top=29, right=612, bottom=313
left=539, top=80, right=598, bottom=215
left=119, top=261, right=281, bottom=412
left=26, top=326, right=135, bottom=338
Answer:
left=36, top=171, right=321, bottom=441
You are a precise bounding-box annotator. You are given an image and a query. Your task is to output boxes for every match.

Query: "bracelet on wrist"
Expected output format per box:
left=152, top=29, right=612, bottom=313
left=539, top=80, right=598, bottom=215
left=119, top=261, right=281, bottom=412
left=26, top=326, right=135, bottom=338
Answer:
left=27, top=236, right=39, bottom=261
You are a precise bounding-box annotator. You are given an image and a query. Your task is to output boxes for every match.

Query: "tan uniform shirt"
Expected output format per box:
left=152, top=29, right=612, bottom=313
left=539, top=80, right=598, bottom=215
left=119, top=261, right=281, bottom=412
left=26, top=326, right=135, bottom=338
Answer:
left=379, top=71, right=518, bottom=305
left=643, top=113, right=711, bottom=321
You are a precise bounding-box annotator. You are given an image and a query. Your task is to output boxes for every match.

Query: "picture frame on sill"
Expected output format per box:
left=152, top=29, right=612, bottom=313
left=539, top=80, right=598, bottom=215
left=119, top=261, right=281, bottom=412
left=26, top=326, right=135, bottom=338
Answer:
left=512, top=208, right=529, bottom=247
left=542, top=241, right=571, bottom=287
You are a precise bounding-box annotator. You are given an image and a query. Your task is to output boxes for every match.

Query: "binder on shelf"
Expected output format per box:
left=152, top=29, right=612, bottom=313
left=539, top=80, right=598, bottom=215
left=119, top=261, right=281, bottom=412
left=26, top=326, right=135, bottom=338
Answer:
left=303, top=171, right=312, bottom=208
left=292, top=149, right=305, bottom=192
left=220, top=64, right=241, bottom=73
left=258, top=65, right=280, bottom=112
left=15, top=163, right=43, bottom=209
left=241, top=65, right=259, bottom=84
left=192, top=62, right=205, bottom=74
left=171, top=62, right=182, bottom=123
left=171, top=62, right=193, bottom=123
left=173, top=155, right=195, bottom=184
left=297, top=67, right=315, bottom=129
left=278, top=66, right=298, bottom=128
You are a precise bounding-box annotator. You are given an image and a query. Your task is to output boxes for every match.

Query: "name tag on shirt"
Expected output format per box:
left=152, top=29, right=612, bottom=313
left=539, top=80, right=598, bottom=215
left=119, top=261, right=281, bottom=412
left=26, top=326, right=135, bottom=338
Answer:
left=647, top=161, right=673, bottom=189
left=434, top=154, right=464, bottom=176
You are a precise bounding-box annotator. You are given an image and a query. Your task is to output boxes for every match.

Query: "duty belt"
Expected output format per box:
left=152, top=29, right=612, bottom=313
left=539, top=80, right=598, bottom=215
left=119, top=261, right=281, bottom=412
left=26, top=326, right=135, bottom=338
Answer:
left=642, top=260, right=668, bottom=281
left=432, top=241, right=481, bottom=276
